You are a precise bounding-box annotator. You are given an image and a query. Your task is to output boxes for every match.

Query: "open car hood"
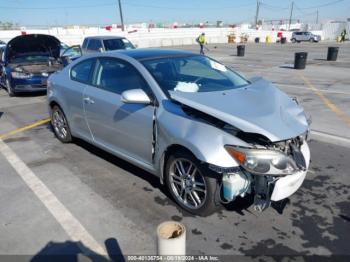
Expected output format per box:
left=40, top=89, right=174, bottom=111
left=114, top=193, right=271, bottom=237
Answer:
left=169, top=78, right=309, bottom=142
left=6, top=34, right=61, bottom=62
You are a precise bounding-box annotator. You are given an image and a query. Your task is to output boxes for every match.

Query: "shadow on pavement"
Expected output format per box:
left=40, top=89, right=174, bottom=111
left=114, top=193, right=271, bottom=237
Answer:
left=73, top=137, right=173, bottom=200
left=279, top=64, right=294, bottom=69
left=13, top=91, right=47, bottom=98
left=45, top=124, right=255, bottom=216
left=30, top=237, right=125, bottom=262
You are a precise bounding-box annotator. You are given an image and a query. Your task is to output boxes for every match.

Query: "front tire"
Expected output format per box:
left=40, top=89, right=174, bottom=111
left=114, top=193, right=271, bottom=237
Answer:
left=165, top=150, right=220, bottom=216
left=51, top=105, right=72, bottom=143
left=6, top=79, right=15, bottom=97
left=291, top=38, right=296, bottom=43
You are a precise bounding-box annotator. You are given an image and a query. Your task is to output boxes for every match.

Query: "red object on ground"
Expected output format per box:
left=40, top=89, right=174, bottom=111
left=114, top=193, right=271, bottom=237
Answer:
left=105, top=25, right=112, bottom=31
left=21, top=31, right=27, bottom=35
left=128, top=29, right=138, bottom=34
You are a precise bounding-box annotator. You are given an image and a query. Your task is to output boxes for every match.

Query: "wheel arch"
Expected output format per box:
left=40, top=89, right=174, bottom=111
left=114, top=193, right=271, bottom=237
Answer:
left=159, top=144, right=201, bottom=185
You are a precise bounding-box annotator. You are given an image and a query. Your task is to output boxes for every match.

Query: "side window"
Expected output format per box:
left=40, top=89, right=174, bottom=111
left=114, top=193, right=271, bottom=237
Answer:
left=87, top=39, right=102, bottom=51
left=92, top=58, right=149, bottom=95
left=71, top=59, right=95, bottom=83
left=82, top=39, right=89, bottom=49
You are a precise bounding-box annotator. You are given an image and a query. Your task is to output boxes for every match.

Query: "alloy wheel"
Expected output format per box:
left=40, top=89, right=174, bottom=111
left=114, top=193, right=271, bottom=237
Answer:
left=169, top=158, right=207, bottom=210
left=52, top=109, right=68, bottom=140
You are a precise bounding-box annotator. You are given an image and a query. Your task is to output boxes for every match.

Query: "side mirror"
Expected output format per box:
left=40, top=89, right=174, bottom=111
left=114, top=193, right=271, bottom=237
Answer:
left=121, top=89, right=151, bottom=104
left=98, top=47, right=104, bottom=53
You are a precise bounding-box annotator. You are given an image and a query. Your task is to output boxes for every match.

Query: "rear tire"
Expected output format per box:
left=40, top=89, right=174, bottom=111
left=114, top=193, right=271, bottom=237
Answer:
left=51, top=105, right=72, bottom=143
left=165, top=150, right=221, bottom=216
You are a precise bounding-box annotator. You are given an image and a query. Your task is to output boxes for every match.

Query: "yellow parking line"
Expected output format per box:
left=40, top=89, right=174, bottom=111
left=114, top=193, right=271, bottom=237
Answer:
left=0, top=118, right=50, bottom=140
left=299, top=73, right=350, bottom=126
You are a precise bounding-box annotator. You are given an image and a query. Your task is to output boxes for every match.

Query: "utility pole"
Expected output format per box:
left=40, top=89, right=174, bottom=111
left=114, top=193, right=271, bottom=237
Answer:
left=118, top=0, right=125, bottom=31
left=288, top=1, right=294, bottom=31
left=316, top=10, right=319, bottom=24
left=255, top=0, right=260, bottom=29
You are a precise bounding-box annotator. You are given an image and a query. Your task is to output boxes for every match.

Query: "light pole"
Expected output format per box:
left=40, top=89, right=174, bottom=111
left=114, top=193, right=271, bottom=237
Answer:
left=255, top=0, right=260, bottom=29
left=118, top=0, right=125, bottom=31
left=288, top=1, right=294, bottom=31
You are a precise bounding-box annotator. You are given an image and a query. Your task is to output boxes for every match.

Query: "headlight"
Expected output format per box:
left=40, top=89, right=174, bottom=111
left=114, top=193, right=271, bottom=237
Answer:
left=11, top=72, right=33, bottom=79
left=224, top=146, right=299, bottom=176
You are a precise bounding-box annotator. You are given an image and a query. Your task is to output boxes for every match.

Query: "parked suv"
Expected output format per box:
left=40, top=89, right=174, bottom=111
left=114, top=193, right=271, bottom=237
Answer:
left=81, top=36, right=135, bottom=54
left=291, top=32, right=321, bottom=43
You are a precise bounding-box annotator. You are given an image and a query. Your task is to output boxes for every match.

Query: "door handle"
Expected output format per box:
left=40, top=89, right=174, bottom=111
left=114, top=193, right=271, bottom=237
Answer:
left=83, top=97, right=95, bottom=104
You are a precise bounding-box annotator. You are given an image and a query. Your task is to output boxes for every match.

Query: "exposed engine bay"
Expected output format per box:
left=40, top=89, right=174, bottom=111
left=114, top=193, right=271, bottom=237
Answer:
left=11, top=61, right=62, bottom=76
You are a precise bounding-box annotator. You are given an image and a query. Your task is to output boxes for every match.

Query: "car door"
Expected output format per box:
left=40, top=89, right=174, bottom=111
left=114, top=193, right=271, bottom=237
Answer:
left=66, top=58, right=96, bottom=140
left=83, top=57, right=155, bottom=165
left=0, top=48, right=5, bottom=85
left=302, top=32, right=308, bottom=41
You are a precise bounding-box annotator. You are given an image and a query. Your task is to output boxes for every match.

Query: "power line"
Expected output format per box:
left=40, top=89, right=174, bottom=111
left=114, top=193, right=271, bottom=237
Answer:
left=0, top=2, right=116, bottom=10
left=297, top=0, right=345, bottom=10
left=123, top=2, right=256, bottom=10
left=0, top=2, right=257, bottom=11
left=260, top=3, right=289, bottom=10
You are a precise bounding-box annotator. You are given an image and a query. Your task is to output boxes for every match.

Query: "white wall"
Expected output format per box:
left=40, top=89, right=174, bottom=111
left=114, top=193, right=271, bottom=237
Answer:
left=0, top=24, right=339, bottom=47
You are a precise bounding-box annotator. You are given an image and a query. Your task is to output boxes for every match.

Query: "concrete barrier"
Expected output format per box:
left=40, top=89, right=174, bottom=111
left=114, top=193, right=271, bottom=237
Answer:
left=0, top=27, right=332, bottom=47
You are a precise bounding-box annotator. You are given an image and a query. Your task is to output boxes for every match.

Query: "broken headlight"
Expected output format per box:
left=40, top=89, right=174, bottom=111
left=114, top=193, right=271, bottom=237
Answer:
left=224, top=146, right=299, bottom=176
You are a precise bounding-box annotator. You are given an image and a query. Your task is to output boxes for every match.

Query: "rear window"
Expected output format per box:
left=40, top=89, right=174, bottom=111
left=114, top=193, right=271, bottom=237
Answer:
left=103, top=38, right=135, bottom=51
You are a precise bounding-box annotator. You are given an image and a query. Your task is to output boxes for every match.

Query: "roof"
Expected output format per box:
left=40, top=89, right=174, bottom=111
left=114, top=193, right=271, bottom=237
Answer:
left=84, top=36, right=126, bottom=40
left=114, top=48, right=197, bottom=61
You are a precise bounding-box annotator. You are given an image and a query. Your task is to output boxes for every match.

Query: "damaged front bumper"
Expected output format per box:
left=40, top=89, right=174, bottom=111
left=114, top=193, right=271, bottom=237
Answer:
left=213, top=141, right=310, bottom=211
left=270, top=141, right=310, bottom=201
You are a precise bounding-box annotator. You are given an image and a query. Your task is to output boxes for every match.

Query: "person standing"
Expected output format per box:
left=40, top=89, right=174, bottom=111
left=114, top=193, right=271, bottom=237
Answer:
left=196, top=33, right=206, bottom=55
left=340, top=29, right=347, bottom=42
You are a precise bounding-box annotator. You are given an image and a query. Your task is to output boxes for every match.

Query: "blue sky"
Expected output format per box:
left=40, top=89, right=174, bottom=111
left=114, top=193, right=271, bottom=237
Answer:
left=0, top=0, right=349, bottom=26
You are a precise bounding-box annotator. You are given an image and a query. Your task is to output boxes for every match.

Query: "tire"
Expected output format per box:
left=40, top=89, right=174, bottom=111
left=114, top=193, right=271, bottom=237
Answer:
left=51, top=105, right=72, bottom=143
left=6, top=79, right=15, bottom=97
left=165, top=150, right=221, bottom=216
left=291, top=38, right=296, bottom=43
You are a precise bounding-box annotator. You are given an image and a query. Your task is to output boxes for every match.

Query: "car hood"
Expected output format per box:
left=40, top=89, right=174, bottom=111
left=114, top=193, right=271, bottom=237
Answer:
left=6, top=34, right=61, bottom=62
left=169, top=78, right=309, bottom=142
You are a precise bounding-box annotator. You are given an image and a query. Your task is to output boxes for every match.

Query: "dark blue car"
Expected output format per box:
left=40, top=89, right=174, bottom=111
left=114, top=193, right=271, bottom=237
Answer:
left=0, top=34, right=81, bottom=97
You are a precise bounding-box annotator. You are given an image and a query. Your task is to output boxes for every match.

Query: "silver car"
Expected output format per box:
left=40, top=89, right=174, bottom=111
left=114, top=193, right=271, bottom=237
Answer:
left=47, top=49, right=311, bottom=216
left=291, top=32, right=321, bottom=43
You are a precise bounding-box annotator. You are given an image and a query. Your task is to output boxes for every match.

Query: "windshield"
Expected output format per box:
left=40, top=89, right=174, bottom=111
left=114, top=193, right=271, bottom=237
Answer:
left=142, top=55, right=249, bottom=94
left=103, top=38, right=135, bottom=51
left=10, top=54, right=52, bottom=64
